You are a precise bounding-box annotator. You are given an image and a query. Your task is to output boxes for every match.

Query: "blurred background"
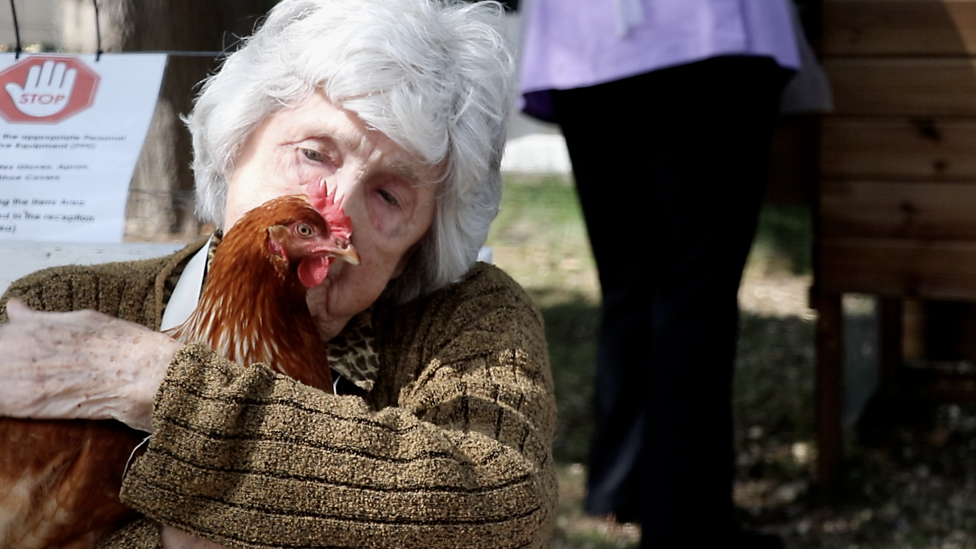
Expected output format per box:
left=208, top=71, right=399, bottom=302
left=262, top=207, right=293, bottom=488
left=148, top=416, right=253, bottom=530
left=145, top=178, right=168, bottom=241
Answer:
left=7, top=1, right=976, bottom=547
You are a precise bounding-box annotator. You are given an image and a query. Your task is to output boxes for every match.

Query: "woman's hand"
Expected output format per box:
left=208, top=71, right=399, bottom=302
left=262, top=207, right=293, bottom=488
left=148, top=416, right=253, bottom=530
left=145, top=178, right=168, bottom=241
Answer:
left=0, top=298, right=182, bottom=432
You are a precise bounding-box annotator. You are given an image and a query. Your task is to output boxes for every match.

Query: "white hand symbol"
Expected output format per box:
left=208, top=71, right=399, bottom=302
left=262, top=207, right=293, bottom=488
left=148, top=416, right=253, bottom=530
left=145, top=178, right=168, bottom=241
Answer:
left=4, top=61, right=77, bottom=118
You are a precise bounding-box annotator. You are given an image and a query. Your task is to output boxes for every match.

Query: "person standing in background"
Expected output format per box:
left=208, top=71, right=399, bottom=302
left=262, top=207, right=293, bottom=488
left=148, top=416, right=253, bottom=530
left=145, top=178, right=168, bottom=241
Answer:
left=519, top=1, right=799, bottom=547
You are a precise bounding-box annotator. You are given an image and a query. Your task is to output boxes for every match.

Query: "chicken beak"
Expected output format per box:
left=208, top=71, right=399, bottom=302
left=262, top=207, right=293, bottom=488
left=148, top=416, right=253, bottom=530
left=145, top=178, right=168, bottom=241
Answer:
left=331, top=240, right=361, bottom=266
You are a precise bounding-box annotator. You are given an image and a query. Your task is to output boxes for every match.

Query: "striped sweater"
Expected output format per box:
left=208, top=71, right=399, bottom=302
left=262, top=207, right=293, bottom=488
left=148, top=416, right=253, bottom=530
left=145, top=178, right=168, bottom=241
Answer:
left=0, top=239, right=557, bottom=549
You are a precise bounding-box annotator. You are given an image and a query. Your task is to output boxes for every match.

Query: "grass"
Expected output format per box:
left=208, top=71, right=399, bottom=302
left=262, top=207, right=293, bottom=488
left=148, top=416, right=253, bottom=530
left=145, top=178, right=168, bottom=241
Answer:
left=488, top=174, right=599, bottom=304
left=748, top=204, right=813, bottom=277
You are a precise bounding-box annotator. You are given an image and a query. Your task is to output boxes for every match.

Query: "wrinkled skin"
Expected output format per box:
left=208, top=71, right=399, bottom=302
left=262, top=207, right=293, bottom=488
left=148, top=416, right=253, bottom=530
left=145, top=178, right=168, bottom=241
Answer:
left=0, top=300, right=176, bottom=433
left=0, top=93, right=440, bottom=549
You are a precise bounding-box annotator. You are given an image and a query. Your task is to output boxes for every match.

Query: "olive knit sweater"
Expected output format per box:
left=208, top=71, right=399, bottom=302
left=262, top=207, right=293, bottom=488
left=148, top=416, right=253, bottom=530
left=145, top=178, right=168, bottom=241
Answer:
left=0, top=240, right=557, bottom=549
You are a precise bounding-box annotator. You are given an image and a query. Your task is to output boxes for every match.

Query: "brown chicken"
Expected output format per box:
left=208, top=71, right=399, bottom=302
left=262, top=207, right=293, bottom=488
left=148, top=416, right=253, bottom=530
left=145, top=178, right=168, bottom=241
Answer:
left=165, top=188, right=358, bottom=389
left=0, top=184, right=358, bottom=549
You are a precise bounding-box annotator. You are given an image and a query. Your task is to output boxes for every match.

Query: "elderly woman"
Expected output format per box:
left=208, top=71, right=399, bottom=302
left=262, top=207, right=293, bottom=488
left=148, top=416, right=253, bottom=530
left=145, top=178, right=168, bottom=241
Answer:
left=0, top=0, right=556, bottom=547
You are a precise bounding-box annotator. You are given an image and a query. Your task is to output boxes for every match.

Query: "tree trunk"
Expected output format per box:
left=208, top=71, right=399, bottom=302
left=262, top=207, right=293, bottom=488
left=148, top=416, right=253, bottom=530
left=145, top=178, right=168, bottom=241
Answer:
left=59, top=0, right=271, bottom=241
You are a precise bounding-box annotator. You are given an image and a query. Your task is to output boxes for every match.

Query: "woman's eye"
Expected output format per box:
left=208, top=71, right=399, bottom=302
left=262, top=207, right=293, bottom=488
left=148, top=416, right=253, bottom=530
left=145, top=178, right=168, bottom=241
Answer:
left=296, top=223, right=314, bottom=237
left=302, top=148, right=325, bottom=162
left=378, top=189, right=399, bottom=206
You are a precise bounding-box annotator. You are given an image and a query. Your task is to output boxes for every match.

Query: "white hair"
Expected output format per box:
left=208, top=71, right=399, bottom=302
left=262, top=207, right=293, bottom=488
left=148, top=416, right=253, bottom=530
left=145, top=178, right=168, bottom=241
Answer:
left=187, top=0, right=515, bottom=302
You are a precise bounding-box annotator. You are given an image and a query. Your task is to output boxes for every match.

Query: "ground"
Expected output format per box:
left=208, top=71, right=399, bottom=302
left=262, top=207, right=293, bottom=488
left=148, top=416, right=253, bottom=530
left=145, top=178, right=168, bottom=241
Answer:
left=487, top=174, right=976, bottom=549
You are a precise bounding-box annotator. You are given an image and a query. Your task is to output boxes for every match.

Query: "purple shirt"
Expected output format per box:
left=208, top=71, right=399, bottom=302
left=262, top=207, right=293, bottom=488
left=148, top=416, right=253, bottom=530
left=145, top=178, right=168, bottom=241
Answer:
left=519, top=0, right=801, bottom=121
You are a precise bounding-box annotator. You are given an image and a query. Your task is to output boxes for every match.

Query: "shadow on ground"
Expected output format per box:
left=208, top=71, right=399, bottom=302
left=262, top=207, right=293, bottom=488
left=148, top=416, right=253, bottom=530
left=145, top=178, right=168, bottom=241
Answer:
left=540, top=287, right=976, bottom=548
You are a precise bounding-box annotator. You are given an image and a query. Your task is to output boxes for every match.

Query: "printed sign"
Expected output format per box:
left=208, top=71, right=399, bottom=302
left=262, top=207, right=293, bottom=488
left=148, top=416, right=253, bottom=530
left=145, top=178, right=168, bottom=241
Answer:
left=0, top=53, right=166, bottom=242
left=0, top=57, right=100, bottom=124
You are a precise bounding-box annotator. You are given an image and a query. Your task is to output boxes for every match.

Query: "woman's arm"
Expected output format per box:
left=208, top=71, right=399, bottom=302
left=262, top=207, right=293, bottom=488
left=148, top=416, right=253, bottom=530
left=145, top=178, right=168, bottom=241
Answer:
left=0, top=299, right=180, bottom=432
left=0, top=244, right=201, bottom=433
left=118, top=266, right=557, bottom=549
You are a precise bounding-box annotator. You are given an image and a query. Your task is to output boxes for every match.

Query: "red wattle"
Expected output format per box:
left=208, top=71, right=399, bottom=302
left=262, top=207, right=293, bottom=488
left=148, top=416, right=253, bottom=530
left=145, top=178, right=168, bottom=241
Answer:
left=298, top=255, right=331, bottom=288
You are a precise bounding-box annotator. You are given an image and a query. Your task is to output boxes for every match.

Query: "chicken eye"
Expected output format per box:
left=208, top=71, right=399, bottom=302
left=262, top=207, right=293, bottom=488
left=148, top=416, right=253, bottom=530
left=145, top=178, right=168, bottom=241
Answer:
left=296, top=223, right=314, bottom=237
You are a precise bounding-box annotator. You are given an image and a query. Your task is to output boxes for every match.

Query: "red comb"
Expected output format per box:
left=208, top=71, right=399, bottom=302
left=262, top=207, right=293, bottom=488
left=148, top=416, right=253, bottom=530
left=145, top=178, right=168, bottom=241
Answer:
left=307, top=178, right=354, bottom=239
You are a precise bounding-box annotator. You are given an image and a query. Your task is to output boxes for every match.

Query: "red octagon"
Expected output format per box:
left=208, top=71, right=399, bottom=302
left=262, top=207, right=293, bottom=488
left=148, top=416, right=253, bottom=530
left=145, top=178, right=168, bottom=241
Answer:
left=0, top=55, right=100, bottom=124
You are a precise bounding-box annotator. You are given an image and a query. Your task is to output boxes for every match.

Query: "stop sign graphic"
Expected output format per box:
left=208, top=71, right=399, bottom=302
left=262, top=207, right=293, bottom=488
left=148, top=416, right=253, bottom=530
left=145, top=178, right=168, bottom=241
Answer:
left=0, top=55, right=100, bottom=124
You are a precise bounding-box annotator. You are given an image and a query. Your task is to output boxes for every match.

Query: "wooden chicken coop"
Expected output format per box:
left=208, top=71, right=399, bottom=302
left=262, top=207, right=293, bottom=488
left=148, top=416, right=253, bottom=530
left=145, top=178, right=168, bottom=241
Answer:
left=814, top=0, right=976, bottom=486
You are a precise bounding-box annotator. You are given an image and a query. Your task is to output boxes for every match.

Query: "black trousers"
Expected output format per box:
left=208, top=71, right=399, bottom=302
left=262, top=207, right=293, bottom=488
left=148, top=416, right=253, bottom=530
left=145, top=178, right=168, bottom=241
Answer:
left=552, top=56, right=792, bottom=546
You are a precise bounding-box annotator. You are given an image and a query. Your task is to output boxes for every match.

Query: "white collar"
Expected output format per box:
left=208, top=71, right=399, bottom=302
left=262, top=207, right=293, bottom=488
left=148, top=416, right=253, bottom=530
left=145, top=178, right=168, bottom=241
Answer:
left=160, top=236, right=212, bottom=332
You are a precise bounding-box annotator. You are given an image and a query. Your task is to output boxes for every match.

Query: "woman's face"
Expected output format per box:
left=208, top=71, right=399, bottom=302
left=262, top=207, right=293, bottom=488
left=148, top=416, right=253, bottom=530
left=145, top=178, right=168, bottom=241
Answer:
left=224, top=91, right=439, bottom=339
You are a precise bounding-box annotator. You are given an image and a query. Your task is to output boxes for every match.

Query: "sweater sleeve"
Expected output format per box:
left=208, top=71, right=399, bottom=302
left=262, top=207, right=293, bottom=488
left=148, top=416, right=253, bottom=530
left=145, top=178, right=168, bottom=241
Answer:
left=117, top=265, right=557, bottom=549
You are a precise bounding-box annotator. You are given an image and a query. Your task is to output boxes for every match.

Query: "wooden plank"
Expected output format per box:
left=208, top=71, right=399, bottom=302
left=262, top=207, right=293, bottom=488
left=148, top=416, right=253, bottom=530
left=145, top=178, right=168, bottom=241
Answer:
left=824, top=1, right=976, bottom=56
left=814, top=293, right=845, bottom=490
left=818, top=237, right=976, bottom=298
left=902, top=298, right=927, bottom=359
left=819, top=180, right=976, bottom=239
left=825, top=58, right=976, bottom=116
left=819, top=268, right=976, bottom=300
left=898, top=366, right=976, bottom=402
left=0, top=242, right=184, bottom=296
left=821, top=117, right=976, bottom=179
